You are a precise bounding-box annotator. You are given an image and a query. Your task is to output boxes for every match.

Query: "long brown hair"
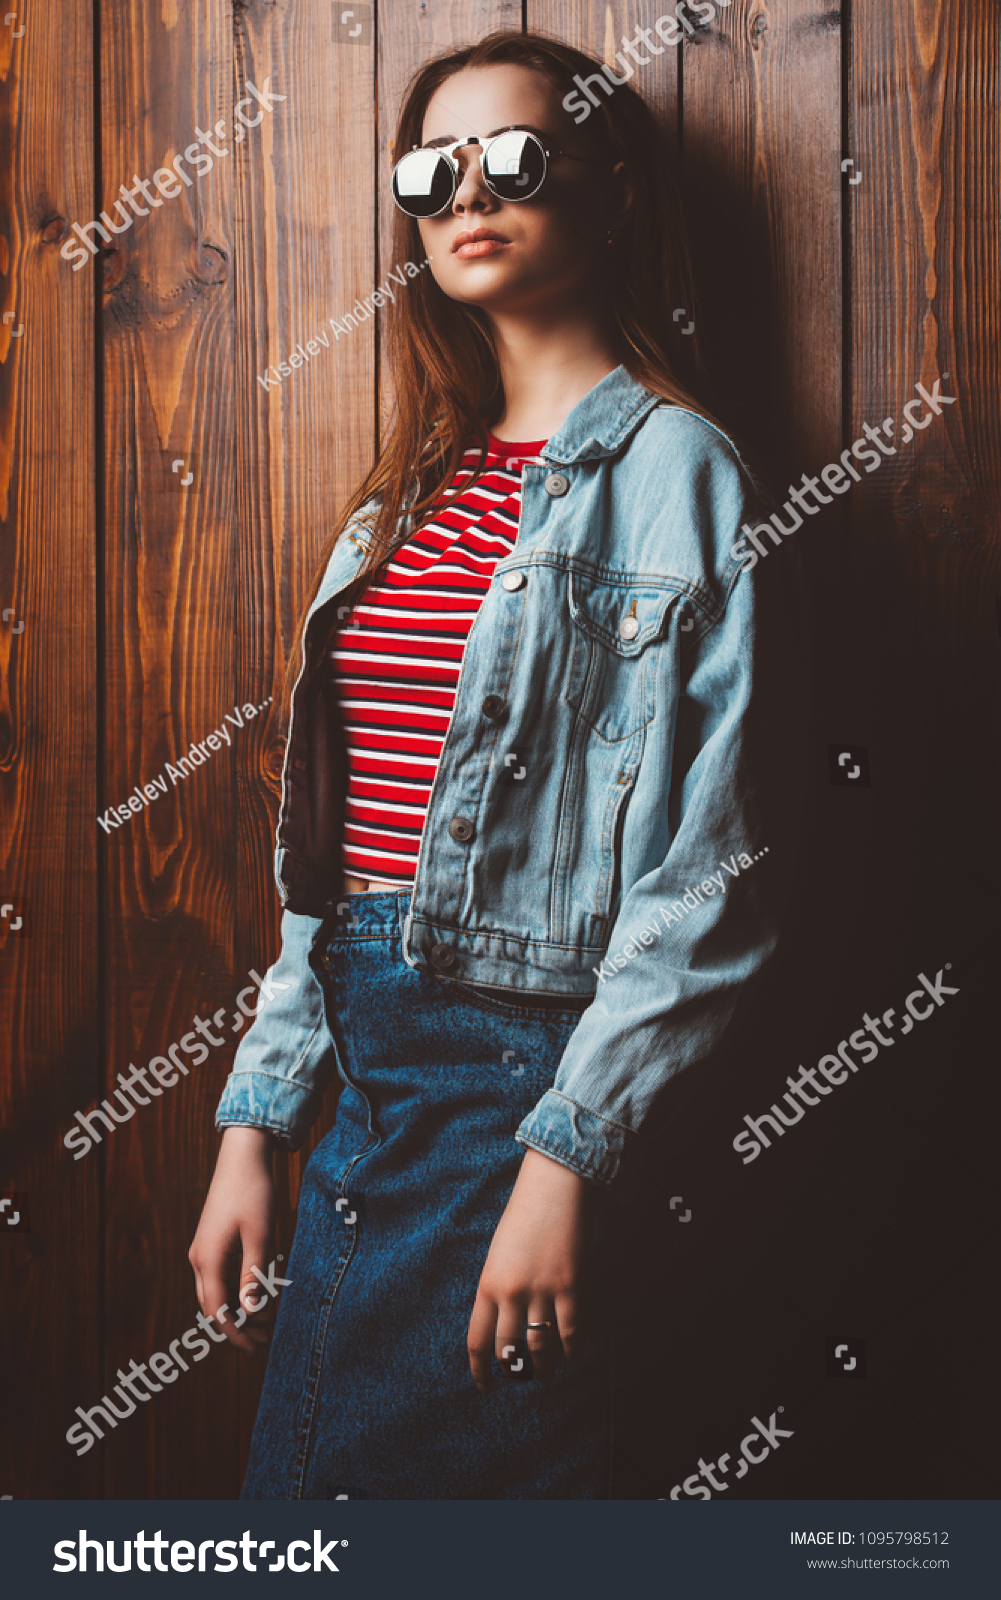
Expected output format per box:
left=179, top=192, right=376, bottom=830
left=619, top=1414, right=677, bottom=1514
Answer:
left=282, top=28, right=724, bottom=723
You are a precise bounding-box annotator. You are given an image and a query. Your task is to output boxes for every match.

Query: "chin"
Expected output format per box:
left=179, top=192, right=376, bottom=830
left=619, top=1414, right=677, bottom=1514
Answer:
left=433, top=265, right=523, bottom=305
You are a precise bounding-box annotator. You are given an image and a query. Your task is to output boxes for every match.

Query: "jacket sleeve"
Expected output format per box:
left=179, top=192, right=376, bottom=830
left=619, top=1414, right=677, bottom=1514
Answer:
left=514, top=486, right=810, bottom=1199
left=214, top=909, right=338, bottom=1147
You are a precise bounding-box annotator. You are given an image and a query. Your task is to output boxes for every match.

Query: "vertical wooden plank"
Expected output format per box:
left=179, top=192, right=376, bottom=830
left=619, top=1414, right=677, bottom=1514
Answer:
left=529, top=1, right=679, bottom=128
left=230, top=0, right=379, bottom=1477
left=98, top=0, right=241, bottom=1498
left=679, top=1, right=853, bottom=1052
left=850, top=0, right=1000, bottom=720
left=672, top=2, right=855, bottom=1509
left=683, top=0, right=843, bottom=479
left=0, top=2, right=101, bottom=1496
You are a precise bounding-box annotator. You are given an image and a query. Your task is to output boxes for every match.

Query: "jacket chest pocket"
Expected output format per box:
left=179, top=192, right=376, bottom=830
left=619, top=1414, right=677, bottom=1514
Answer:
left=563, top=572, right=679, bottom=743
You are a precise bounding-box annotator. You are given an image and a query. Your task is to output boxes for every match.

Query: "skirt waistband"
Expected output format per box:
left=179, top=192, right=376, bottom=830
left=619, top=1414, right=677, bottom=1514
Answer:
left=327, top=888, right=412, bottom=940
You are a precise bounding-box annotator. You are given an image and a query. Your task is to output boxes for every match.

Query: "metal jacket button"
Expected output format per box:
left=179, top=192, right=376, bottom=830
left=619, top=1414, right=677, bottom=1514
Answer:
left=430, top=942, right=459, bottom=970
left=501, top=570, right=525, bottom=591
left=544, top=471, right=569, bottom=497
left=481, top=695, right=505, bottom=718
left=448, top=816, right=475, bottom=842
left=619, top=615, right=640, bottom=640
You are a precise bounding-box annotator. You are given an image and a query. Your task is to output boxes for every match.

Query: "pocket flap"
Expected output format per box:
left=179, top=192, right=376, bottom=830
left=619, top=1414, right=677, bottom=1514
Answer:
left=568, top=571, right=684, bottom=657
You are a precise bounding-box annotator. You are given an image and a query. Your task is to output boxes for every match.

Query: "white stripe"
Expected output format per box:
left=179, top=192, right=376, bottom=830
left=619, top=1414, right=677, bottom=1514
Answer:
left=341, top=840, right=421, bottom=863
left=344, top=746, right=442, bottom=767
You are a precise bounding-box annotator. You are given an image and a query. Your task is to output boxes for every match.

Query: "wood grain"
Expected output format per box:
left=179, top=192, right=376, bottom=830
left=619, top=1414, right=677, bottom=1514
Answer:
left=0, top=0, right=101, bottom=1498
left=529, top=1, right=679, bottom=130
left=683, top=0, right=843, bottom=483
left=231, top=0, right=379, bottom=1481
left=97, top=0, right=242, bottom=1499
left=849, top=0, right=1000, bottom=717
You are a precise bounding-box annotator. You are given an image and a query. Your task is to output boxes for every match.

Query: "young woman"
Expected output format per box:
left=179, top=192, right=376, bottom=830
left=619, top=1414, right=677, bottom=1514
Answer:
left=189, top=29, right=805, bottom=1500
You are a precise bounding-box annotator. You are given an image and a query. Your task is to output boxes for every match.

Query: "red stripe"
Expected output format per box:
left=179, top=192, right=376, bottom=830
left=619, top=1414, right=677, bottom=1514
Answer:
left=330, top=436, right=547, bottom=883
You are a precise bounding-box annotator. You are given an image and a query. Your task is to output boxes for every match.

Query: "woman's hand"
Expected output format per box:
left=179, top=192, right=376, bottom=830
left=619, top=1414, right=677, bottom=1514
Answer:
left=467, top=1147, right=592, bottom=1391
left=188, top=1126, right=279, bottom=1356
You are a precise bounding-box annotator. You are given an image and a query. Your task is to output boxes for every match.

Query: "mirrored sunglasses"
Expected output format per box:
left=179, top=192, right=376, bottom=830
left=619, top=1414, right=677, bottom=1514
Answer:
left=392, top=128, right=590, bottom=218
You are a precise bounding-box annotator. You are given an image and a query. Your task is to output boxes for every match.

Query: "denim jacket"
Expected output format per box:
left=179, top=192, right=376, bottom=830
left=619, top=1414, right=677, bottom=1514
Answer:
left=215, top=365, right=809, bottom=1195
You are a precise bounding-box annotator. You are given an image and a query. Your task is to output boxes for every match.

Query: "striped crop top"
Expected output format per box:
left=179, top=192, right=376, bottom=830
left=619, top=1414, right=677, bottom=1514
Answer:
left=329, top=433, right=548, bottom=886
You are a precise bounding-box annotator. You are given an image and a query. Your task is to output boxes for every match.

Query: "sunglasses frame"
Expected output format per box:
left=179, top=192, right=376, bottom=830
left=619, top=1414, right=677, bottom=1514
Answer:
left=391, top=126, right=601, bottom=218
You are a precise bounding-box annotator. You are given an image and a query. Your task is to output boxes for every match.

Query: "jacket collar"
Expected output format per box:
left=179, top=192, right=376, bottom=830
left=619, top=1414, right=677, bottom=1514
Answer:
left=309, top=366, right=660, bottom=622
left=539, top=364, right=661, bottom=465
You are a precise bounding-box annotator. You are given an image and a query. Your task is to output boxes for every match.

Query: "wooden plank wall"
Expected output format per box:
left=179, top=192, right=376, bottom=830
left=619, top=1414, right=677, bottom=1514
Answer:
left=1, top=0, right=997, bottom=1500
left=0, top=0, right=102, bottom=1498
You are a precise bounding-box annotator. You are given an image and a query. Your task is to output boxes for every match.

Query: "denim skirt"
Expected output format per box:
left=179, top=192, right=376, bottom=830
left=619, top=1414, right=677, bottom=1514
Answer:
left=240, top=890, right=619, bottom=1500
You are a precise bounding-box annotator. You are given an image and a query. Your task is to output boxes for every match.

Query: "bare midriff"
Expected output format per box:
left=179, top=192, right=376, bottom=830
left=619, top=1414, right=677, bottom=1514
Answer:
left=341, top=872, right=415, bottom=895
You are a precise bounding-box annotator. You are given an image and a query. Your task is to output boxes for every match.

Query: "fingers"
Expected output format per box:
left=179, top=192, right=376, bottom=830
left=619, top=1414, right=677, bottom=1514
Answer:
left=217, top=1224, right=276, bottom=1354
left=189, top=1258, right=205, bottom=1313
left=469, top=1293, right=563, bottom=1389
left=554, top=1290, right=579, bottom=1369
left=193, top=1261, right=251, bottom=1353
left=188, top=1229, right=276, bottom=1356
left=236, top=1245, right=278, bottom=1354
left=495, top=1302, right=532, bottom=1384
left=525, top=1301, right=558, bottom=1385
left=467, top=1291, right=498, bottom=1392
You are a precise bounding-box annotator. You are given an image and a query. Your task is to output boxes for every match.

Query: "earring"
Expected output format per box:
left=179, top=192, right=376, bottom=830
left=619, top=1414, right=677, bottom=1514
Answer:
left=606, top=228, right=613, bottom=245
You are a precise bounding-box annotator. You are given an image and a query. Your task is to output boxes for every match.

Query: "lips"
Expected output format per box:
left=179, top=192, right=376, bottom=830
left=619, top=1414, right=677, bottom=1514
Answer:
left=452, top=228, right=511, bottom=259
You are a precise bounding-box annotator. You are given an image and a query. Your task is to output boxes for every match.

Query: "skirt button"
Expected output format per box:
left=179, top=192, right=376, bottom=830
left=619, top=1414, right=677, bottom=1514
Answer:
left=431, top=942, right=459, bottom=970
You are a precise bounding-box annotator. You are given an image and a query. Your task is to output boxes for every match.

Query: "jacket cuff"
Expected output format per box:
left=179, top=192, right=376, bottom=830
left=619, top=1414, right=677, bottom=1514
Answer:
left=215, top=1069, right=321, bottom=1151
left=514, top=1089, right=636, bottom=1197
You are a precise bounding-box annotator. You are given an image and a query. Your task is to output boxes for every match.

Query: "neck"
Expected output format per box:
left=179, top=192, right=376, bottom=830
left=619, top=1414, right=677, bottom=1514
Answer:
left=486, top=300, right=622, bottom=442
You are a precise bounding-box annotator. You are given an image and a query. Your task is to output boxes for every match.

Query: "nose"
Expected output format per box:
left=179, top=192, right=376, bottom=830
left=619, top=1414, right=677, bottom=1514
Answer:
left=452, top=143, right=498, bottom=214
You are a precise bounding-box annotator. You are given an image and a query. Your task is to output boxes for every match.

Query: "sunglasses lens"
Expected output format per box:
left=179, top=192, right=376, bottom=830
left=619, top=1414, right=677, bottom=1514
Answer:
left=392, top=149, right=455, bottom=217
left=483, top=131, right=546, bottom=200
